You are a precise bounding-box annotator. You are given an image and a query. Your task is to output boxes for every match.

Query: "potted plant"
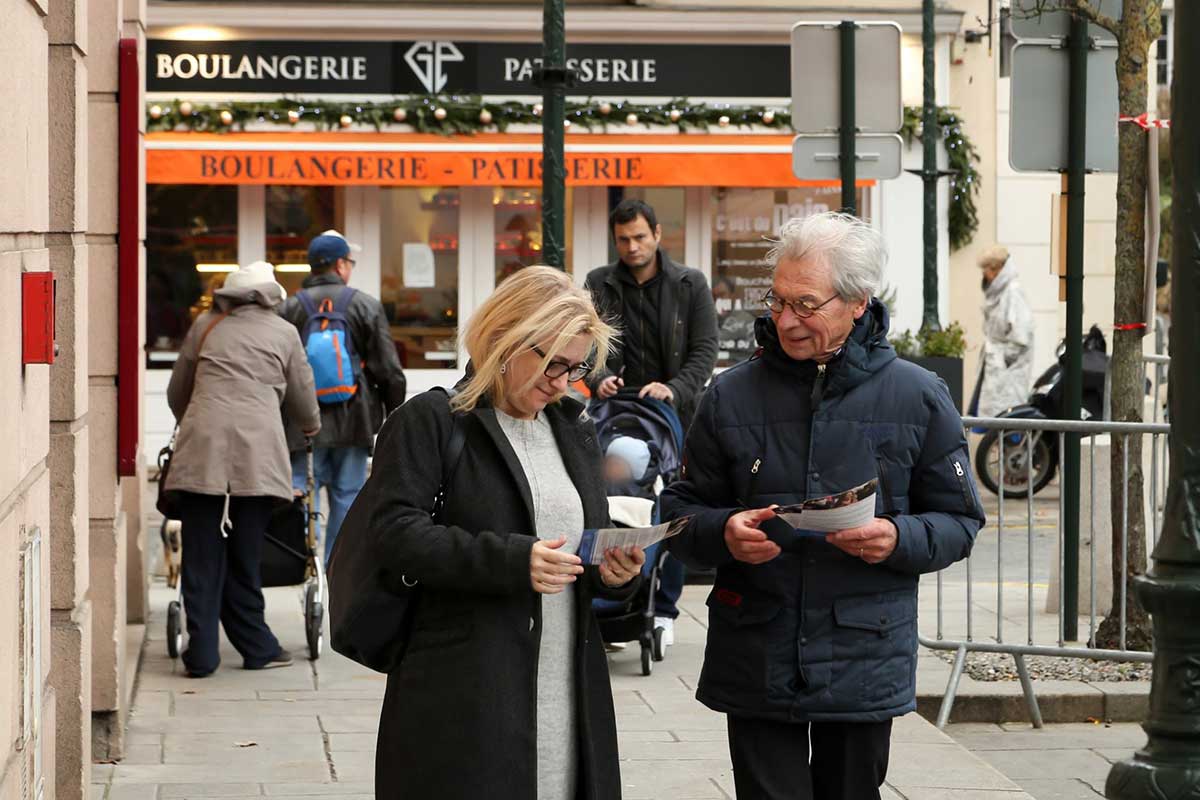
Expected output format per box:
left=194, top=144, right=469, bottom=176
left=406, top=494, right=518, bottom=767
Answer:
left=890, top=323, right=967, bottom=412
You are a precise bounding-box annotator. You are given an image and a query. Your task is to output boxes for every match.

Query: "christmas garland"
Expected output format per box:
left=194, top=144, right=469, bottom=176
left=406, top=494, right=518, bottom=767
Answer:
left=146, top=96, right=980, bottom=249
left=900, top=106, right=981, bottom=252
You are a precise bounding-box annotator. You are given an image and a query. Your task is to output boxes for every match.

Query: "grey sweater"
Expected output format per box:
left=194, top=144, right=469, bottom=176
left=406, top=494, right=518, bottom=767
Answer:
left=496, top=409, right=584, bottom=800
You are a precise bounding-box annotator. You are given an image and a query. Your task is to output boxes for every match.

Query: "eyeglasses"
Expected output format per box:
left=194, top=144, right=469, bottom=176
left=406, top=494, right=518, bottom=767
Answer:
left=762, top=289, right=838, bottom=319
left=530, top=345, right=592, bottom=382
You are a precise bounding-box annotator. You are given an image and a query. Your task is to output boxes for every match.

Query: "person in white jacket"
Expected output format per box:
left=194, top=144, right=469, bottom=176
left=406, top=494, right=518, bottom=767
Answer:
left=972, top=245, right=1034, bottom=417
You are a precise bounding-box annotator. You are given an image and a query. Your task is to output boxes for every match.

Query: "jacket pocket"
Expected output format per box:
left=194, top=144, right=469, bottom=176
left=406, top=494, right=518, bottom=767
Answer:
left=947, top=451, right=983, bottom=519
left=831, top=590, right=917, bottom=705
left=701, top=589, right=786, bottom=704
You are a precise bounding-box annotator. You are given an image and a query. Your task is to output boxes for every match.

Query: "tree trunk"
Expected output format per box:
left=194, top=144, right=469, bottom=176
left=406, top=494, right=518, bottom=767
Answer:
left=1093, top=2, right=1160, bottom=651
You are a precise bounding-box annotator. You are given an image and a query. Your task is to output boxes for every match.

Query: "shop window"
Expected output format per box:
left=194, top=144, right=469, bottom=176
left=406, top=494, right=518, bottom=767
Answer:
left=605, top=187, right=686, bottom=266
left=380, top=188, right=461, bottom=370
left=146, top=184, right=238, bottom=366
left=710, top=186, right=867, bottom=367
left=494, top=187, right=574, bottom=283
left=266, top=186, right=345, bottom=296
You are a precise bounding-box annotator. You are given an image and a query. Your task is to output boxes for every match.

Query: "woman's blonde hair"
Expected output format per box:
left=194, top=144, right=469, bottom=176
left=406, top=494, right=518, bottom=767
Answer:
left=453, top=266, right=616, bottom=413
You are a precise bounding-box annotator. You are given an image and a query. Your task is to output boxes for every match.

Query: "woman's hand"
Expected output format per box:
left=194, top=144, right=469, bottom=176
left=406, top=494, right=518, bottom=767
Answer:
left=600, top=546, right=645, bottom=588
left=530, top=536, right=585, bottom=594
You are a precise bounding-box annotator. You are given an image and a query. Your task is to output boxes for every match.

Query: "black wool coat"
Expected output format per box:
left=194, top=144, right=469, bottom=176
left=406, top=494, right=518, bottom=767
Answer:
left=366, top=388, right=637, bottom=800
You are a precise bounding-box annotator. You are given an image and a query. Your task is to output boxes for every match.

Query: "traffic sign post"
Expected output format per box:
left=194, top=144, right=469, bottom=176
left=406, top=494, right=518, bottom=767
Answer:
left=1008, top=0, right=1121, bottom=640
left=790, top=21, right=902, bottom=213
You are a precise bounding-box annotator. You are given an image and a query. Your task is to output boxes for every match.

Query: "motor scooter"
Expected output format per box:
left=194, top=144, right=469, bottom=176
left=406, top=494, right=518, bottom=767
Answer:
left=973, top=325, right=1108, bottom=498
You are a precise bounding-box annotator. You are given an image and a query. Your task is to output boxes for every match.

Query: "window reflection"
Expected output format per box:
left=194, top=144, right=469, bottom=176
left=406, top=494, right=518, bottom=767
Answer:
left=266, top=186, right=344, bottom=296
left=494, top=187, right=573, bottom=283
left=146, top=184, right=238, bottom=366
left=380, top=188, right=460, bottom=369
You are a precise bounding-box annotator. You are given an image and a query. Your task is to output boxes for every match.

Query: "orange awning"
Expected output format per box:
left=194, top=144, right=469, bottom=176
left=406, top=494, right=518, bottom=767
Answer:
left=146, top=132, right=875, bottom=189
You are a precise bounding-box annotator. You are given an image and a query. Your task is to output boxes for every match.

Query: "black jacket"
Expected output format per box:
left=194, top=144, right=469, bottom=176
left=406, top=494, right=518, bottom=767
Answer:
left=279, top=272, right=406, bottom=451
left=662, top=300, right=985, bottom=723
left=584, top=252, right=718, bottom=426
left=367, top=387, right=637, bottom=800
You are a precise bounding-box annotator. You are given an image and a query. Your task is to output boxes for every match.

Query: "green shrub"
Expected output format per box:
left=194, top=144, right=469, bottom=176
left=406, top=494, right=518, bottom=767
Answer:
left=890, top=322, right=966, bottom=359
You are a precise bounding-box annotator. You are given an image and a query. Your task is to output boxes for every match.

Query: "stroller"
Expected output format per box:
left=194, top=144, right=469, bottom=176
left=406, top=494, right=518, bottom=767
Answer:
left=162, top=439, right=326, bottom=662
left=589, top=390, right=685, bottom=676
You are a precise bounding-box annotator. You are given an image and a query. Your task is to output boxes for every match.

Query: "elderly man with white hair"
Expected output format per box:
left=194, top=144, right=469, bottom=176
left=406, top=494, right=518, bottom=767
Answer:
left=663, top=212, right=986, bottom=800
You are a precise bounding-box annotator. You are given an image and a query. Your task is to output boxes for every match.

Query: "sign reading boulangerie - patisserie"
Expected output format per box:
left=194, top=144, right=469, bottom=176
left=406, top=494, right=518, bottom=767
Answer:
left=148, top=39, right=790, bottom=98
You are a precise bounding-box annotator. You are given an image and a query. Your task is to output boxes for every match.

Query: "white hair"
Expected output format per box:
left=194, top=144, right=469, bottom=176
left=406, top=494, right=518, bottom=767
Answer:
left=765, top=212, right=886, bottom=302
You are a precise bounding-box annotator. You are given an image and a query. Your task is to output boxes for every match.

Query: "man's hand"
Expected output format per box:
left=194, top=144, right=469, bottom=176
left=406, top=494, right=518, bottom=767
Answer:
left=597, top=375, right=624, bottom=399
left=638, top=382, right=674, bottom=403
left=825, top=518, right=899, bottom=564
left=723, top=507, right=782, bottom=565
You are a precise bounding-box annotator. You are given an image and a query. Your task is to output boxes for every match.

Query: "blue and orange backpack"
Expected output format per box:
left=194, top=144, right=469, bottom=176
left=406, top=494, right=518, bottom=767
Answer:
left=296, top=287, right=361, bottom=404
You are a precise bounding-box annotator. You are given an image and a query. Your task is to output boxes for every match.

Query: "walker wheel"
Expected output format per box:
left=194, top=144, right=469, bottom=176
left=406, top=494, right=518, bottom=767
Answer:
left=653, top=626, right=666, bottom=662
left=305, top=583, right=323, bottom=660
left=166, top=601, right=182, bottom=659
left=641, top=642, right=653, bottom=676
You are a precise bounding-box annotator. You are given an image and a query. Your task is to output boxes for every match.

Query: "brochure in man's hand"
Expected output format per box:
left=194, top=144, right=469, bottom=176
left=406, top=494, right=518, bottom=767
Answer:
left=774, top=478, right=878, bottom=534
left=577, top=516, right=693, bottom=566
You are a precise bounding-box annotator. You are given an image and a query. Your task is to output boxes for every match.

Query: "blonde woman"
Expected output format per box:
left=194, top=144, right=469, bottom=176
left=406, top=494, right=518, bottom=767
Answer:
left=366, top=266, right=644, bottom=799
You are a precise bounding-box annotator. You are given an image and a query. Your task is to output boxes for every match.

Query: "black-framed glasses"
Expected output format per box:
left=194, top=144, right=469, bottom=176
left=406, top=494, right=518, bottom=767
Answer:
left=762, top=289, right=838, bottom=319
left=531, top=345, right=592, bottom=382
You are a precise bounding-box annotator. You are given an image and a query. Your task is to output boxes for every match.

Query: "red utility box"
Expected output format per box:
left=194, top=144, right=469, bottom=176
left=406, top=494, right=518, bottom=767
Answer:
left=22, top=272, right=55, bottom=365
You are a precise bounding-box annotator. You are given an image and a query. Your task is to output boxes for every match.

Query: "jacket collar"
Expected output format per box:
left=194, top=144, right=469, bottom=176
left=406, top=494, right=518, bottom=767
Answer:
left=603, top=249, right=684, bottom=292
left=984, top=260, right=1017, bottom=301
left=753, top=298, right=897, bottom=397
left=454, top=372, right=602, bottom=532
left=302, top=270, right=347, bottom=289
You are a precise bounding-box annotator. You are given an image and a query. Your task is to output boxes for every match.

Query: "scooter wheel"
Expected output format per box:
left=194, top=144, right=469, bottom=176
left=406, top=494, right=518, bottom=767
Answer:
left=166, top=601, right=183, bottom=659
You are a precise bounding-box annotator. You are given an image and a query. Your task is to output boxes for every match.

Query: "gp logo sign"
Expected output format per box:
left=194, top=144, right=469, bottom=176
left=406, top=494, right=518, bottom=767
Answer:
left=404, top=42, right=464, bottom=94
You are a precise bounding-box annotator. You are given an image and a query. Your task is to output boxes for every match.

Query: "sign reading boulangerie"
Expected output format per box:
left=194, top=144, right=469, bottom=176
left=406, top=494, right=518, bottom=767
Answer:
left=148, top=39, right=790, bottom=97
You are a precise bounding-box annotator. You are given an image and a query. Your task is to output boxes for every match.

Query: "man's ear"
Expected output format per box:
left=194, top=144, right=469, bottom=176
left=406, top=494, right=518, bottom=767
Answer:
left=852, top=296, right=870, bottom=320
left=654, top=224, right=663, bottom=243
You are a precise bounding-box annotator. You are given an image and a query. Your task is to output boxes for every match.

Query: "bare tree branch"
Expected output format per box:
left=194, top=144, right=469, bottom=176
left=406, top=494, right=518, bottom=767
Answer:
left=1068, top=0, right=1121, bottom=35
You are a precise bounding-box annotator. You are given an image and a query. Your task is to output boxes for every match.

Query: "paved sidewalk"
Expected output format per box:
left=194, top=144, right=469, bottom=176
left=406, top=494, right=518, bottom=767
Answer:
left=945, top=722, right=1147, bottom=799
left=96, top=582, right=1035, bottom=800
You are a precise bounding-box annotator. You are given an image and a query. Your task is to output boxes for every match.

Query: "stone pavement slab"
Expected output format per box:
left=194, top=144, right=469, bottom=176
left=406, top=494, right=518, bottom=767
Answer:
left=101, top=582, right=1035, bottom=799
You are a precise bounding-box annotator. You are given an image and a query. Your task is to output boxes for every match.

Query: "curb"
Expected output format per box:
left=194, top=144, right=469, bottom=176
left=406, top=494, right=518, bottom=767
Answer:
left=916, top=683, right=1150, bottom=725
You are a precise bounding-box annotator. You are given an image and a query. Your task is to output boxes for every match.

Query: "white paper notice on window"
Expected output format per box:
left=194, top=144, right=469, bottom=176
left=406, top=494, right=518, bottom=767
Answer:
left=402, top=243, right=436, bottom=288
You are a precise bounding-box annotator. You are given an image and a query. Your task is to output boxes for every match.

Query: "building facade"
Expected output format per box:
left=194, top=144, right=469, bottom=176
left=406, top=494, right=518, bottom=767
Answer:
left=3, top=2, right=147, bottom=800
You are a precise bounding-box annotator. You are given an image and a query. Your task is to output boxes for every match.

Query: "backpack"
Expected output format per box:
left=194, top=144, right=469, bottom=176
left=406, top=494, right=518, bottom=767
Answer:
left=297, top=286, right=361, bottom=404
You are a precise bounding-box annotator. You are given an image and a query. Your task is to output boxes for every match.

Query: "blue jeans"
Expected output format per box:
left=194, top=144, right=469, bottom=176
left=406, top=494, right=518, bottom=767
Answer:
left=291, top=447, right=370, bottom=564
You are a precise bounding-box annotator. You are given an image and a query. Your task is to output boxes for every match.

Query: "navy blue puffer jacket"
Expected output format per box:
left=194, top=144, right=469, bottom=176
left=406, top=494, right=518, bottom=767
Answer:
left=662, top=300, right=985, bottom=722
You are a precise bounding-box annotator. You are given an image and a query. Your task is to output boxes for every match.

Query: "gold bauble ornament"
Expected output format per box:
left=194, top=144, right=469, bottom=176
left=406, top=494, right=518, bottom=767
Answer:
left=717, top=115, right=731, bottom=128
left=761, top=110, right=776, bottom=125
left=433, top=107, right=447, bottom=121
left=287, top=110, right=300, bottom=124
left=149, top=105, right=163, bottom=120
left=219, top=110, right=233, bottom=126
left=533, top=103, right=544, bottom=116
left=668, top=109, right=681, bottom=123
left=625, top=112, right=638, bottom=126
left=598, top=102, right=612, bottom=115
left=179, top=101, right=194, bottom=116
left=393, top=107, right=407, bottom=122
left=339, top=114, right=353, bottom=128
left=479, top=108, right=493, bottom=125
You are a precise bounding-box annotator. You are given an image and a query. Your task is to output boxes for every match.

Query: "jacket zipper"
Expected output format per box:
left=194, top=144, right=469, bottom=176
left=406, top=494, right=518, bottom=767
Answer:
left=875, top=456, right=893, bottom=515
left=949, top=455, right=977, bottom=515
left=810, top=363, right=827, bottom=409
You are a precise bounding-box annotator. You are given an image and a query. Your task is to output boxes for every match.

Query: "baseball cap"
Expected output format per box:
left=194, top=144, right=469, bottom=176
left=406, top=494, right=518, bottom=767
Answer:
left=307, top=229, right=362, bottom=268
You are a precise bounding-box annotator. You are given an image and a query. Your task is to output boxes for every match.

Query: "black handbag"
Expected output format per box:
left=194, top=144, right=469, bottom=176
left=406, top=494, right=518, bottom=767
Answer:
left=328, top=391, right=468, bottom=673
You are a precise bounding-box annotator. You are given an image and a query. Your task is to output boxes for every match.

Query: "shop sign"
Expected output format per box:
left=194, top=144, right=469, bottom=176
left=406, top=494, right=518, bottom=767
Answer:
left=146, top=143, right=869, bottom=189
left=148, top=39, right=791, bottom=98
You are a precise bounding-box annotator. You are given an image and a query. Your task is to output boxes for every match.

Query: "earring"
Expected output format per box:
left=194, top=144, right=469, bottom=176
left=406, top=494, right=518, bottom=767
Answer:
left=500, top=364, right=507, bottom=374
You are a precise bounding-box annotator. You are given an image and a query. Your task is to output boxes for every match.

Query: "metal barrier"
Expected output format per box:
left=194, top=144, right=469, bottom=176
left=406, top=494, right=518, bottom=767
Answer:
left=923, top=411, right=1169, bottom=728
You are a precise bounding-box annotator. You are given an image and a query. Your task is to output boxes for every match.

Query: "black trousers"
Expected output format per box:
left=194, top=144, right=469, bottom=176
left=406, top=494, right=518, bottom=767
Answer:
left=178, top=492, right=282, bottom=675
left=727, top=716, right=893, bottom=800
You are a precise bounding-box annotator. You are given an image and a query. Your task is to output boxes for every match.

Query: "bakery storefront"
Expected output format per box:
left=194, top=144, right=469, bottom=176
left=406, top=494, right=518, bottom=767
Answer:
left=143, top=28, right=935, bottom=461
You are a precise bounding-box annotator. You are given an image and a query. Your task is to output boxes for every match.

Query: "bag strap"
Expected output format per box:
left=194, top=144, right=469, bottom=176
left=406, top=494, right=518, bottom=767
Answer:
left=196, top=312, right=228, bottom=354
left=295, top=289, right=318, bottom=317
left=431, top=388, right=468, bottom=521
left=332, top=286, right=358, bottom=313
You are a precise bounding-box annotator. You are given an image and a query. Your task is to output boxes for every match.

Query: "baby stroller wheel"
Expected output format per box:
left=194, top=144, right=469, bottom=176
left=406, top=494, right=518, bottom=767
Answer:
left=640, top=642, right=653, bottom=676
left=652, top=626, right=666, bottom=662
left=305, top=582, right=323, bottom=660
left=166, top=600, right=182, bottom=659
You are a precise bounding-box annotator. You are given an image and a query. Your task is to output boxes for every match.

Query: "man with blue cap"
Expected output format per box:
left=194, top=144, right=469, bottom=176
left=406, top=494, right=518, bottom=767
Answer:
left=280, top=230, right=406, bottom=564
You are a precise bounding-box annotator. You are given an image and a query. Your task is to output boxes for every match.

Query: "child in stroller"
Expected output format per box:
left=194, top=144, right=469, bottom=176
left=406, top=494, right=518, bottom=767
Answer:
left=590, top=392, right=685, bottom=676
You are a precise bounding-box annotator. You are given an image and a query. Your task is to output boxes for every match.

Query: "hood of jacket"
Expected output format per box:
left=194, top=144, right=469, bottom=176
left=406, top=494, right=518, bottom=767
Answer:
left=213, top=282, right=285, bottom=311
left=984, top=259, right=1018, bottom=301
left=753, top=297, right=896, bottom=397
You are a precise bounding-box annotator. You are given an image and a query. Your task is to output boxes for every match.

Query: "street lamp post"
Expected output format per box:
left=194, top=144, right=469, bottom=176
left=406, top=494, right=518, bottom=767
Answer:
left=1106, top=2, right=1200, bottom=795
left=539, top=0, right=570, bottom=269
